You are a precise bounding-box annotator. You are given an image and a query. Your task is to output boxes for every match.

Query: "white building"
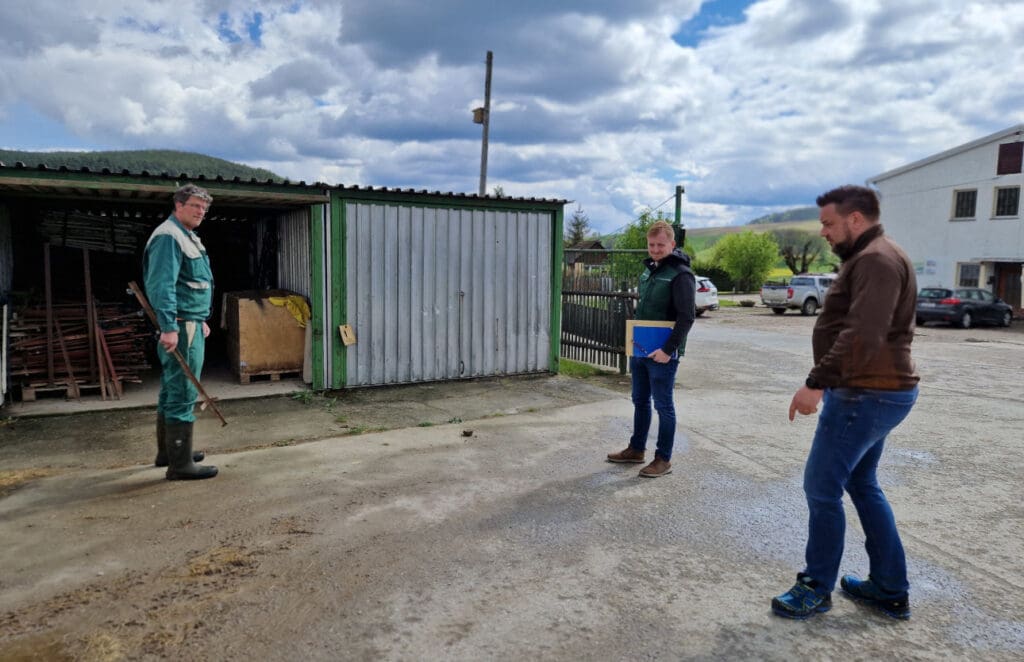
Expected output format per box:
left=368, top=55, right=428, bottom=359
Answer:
left=868, top=124, right=1024, bottom=312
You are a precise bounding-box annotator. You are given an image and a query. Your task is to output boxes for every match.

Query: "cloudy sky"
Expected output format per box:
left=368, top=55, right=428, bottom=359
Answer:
left=1, top=0, right=1022, bottom=232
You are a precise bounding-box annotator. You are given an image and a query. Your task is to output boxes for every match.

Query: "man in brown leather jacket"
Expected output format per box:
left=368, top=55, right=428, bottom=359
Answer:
left=771, top=185, right=920, bottom=621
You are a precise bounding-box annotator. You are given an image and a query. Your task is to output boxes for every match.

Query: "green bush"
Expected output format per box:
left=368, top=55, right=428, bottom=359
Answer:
left=691, top=261, right=734, bottom=291
left=713, top=231, right=779, bottom=292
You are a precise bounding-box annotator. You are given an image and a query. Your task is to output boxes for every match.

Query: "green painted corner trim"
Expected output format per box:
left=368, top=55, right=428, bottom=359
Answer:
left=310, top=204, right=326, bottom=390
left=549, top=207, right=564, bottom=373
left=330, top=191, right=347, bottom=388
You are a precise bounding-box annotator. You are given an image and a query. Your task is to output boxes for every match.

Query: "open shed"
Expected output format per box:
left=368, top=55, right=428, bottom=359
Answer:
left=0, top=162, right=329, bottom=410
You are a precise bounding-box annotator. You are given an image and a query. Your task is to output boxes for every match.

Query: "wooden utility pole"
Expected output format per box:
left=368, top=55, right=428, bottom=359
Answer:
left=474, top=50, right=493, bottom=196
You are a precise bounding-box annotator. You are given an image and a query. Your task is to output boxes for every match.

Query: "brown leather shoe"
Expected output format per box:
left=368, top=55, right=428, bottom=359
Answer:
left=639, top=457, right=672, bottom=477
left=607, top=447, right=646, bottom=463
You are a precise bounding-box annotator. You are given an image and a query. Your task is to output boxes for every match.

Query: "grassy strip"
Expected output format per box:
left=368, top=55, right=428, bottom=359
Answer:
left=559, top=358, right=612, bottom=377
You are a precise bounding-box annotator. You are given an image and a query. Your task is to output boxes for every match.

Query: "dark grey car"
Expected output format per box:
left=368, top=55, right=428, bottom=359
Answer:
left=916, top=287, right=1014, bottom=329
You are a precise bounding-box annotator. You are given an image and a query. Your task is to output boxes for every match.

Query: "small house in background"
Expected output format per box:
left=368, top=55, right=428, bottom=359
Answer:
left=564, top=239, right=609, bottom=275
left=868, top=124, right=1024, bottom=313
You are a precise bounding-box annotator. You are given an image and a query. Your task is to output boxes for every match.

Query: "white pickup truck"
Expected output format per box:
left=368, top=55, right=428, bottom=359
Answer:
left=760, top=274, right=835, bottom=315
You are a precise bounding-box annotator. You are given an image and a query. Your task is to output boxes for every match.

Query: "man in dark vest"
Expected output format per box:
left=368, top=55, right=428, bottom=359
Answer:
left=607, top=220, right=696, bottom=477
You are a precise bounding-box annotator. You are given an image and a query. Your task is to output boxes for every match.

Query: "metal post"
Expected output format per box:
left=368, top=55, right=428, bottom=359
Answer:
left=673, top=185, right=686, bottom=246
left=1, top=303, right=8, bottom=402
left=478, top=50, right=493, bottom=196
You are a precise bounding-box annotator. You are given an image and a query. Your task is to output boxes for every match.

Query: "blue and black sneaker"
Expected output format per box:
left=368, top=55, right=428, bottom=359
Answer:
left=840, top=575, right=911, bottom=620
left=771, top=573, right=832, bottom=620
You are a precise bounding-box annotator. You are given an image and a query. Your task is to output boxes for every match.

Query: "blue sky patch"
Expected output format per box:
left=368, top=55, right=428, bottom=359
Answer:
left=116, top=17, right=162, bottom=34
left=673, top=0, right=755, bottom=48
left=245, top=12, right=264, bottom=45
left=217, top=12, right=241, bottom=43
left=0, top=103, right=94, bottom=152
left=218, top=11, right=264, bottom=45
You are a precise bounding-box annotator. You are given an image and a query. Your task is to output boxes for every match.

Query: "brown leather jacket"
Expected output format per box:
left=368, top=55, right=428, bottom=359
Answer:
left=808, top=224, right=920, bottom=390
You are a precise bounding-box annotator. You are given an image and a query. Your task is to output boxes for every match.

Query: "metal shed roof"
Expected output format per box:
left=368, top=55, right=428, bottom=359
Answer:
left=0, top=161, right=330, bottom=208
left=0, top=161, right=568, bottom=208
left=332, top=182, right=567, bottom=207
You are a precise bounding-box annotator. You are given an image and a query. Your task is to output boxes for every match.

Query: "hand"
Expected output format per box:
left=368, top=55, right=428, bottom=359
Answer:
left=202, top=321, right=211, bottom=338
left=789, top=385, right=824, bottom=421
left=648, top=349, right=672, bottom=363
left=159, top=330, right=179, bottom=353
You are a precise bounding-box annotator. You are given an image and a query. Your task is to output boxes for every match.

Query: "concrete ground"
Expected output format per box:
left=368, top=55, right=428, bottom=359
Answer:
left=1, top=306, right=1022, bottom=661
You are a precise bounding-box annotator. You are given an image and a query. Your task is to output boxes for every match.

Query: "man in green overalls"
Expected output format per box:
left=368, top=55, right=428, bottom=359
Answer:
left=144, top=184, right=218, bottom=480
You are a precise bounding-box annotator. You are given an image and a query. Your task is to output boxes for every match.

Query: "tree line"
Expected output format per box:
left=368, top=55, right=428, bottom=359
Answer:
left=565, top=205, right=834, bottom=292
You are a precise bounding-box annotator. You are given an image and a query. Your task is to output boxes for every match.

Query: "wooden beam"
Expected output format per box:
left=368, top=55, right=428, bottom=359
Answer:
left=43, top=242, right=55, bottom=384
left=83, top=249, right=98, bottom=382
left=53, top=318, right=81, bottom=401
left=96, top=324, right=122, bottom=398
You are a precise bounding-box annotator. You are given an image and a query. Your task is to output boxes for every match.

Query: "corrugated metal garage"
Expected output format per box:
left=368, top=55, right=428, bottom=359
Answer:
left=326, top=187, right=566, bottom=389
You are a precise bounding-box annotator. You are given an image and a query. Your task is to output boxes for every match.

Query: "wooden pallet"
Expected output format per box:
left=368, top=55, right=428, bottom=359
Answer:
left=237, top=369, right=302, bottom=385
left=20, top=382, right=102, bottom=402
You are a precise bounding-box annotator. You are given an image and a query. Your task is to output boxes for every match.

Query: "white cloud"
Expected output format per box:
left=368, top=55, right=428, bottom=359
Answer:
left=1, top=0, right=1022, bottom=233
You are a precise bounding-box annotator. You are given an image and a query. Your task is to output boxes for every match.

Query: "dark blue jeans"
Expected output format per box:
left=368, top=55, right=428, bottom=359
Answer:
left=803, top=386, right=918, bottom=593
left=628, top=356, right=680, bottom=461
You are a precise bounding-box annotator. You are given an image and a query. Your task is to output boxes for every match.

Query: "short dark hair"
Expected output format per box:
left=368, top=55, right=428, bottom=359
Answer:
left=173, top=183, right=212, bottom=206
left=816, top=185, right=879, bottom=221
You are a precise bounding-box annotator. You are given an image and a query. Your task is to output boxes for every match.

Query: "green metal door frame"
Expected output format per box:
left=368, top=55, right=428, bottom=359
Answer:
left=549, top=206, right=564, bottom=374
left=309, top=203, right=327, bottom=390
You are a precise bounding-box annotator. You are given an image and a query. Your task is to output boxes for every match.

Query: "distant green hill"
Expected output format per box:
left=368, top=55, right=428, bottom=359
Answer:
left=747, top=206, right=818, bottom=224
left=685, top=219, right=820, bottom=253
left=0, top=149, right=284, bottom=182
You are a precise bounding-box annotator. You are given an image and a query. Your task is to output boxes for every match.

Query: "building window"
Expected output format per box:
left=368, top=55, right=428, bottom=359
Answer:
left=958, top=263, right=980, bottom=287
left=994, top=186, right=1020, bottom=217
left=952, top=189, right=976, bottom=219
left=997, top=142, right=1023, bottom=175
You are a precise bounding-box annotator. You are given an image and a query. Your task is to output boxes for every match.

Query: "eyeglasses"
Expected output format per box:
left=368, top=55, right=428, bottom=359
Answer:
left=185, top=202, right=209, bottom=213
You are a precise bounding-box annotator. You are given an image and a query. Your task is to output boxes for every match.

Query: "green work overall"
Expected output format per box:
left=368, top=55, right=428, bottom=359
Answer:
left=143, top=215, right=213, bottom=423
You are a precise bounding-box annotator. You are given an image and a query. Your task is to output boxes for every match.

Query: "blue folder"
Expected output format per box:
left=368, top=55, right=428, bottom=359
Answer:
left=626, top=320, right=676, bottom=358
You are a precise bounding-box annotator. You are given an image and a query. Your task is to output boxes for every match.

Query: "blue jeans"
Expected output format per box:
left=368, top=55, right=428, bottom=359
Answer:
left=628, top=356, right=680, bottom=461
left=803, top=386, right=918, bottom=593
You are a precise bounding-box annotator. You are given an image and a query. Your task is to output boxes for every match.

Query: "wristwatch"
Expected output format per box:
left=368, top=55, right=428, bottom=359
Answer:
left=805, top=376, right=824, bottom=390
